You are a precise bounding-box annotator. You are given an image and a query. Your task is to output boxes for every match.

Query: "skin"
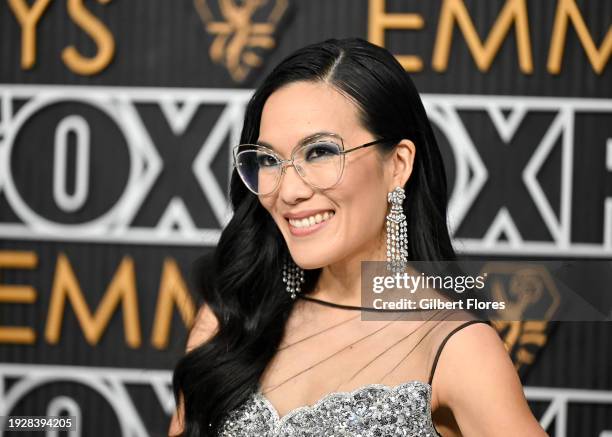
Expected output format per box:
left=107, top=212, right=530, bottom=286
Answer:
left=168, top=81, right=548, bottom=436
left=257, top=81, right=414, bottom=307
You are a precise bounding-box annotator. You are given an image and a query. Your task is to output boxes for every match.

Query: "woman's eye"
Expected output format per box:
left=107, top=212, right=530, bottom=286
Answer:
left=257, top=154, right=278, bottom=167
left=305, top=143, right=340, bottom=160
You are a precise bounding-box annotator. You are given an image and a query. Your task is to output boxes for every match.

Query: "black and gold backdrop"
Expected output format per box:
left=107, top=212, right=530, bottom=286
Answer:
left=0, top=1, right=611, bottom=436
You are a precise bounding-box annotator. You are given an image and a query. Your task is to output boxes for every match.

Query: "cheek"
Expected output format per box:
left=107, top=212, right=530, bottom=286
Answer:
left=336, top=168, right=388, bottom=239
left=346, top=193, right=386, bottom=233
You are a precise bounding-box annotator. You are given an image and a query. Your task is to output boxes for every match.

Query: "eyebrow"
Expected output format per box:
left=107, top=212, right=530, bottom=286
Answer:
left=256, top=131, right=338, bottom=155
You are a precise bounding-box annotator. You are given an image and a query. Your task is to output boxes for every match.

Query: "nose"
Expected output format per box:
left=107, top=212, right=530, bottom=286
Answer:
left=278, top=162, right=313, bottom=203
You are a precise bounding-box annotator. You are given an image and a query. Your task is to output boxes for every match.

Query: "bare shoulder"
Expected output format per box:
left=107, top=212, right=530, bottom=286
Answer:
left=432, top=321, right=547, bottom=436
left=169, top=303, right=220, bottom=436
left=433, top=321, right=513, bottom=407
left=186, top=302, right=220, bottom=352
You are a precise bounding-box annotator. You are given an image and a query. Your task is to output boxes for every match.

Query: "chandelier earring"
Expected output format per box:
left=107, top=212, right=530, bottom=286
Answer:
left=282, top=252, right=304, bottom=299
left=386, top=186, right=409, bottom=272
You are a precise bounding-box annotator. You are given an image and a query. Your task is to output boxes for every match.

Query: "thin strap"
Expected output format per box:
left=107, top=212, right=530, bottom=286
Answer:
left=428, top=320, right=491, bottom=386
left=298, top=295, right=431, bottom=312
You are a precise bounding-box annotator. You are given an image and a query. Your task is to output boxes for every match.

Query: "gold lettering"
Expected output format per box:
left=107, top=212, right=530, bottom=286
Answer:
left=548, top=0, right=612, bottom=74
left=367, top=0, right=424, bottom=71
left=151, top=259, right=196, bottom=349
left=432, top=0, right=533, bottom=73
left=7, top=0, right=52, bottom=69
left=62, top=0, right=115, bottom=75
left=45, top=253, right=141, bottom=347
left=0, top=251, right=38, bottom=344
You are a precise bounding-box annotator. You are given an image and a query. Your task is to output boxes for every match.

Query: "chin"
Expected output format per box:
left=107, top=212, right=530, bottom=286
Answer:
left=290, top=254, right=329, bottom=270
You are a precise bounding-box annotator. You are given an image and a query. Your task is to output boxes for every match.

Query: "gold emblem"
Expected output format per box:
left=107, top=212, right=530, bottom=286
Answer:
left=194, top=0, right=289, bottom=82
left=482, top=263, right=561, bottom=373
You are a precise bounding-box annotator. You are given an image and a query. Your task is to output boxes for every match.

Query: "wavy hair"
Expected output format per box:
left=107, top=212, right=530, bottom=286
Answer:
left=172, top=37, right=461, bottom=436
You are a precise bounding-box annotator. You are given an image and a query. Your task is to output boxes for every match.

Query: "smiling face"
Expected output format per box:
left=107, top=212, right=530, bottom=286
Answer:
left=257, top=81, right=403, bottom=269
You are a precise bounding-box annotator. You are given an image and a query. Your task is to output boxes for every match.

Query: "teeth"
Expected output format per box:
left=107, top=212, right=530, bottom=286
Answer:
left=289, top=211, right=335, bottom=228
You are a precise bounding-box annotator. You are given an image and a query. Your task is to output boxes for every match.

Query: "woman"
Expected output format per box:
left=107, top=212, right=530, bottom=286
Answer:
left=170, top=38, right=547, bottom=436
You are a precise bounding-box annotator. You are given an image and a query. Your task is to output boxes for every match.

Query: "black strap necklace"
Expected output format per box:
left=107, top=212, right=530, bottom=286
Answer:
left=297, top=294, right=429, bottom=312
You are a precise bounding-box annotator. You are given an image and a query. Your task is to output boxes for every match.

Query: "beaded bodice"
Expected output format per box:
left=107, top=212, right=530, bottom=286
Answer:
left=207, top=297, right=488, bottom=437
left=217, top=380, right=440, bottom=436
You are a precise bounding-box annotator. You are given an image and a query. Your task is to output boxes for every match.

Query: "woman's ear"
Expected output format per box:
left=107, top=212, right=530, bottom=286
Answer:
left=387, top=139, right=416, bottom=189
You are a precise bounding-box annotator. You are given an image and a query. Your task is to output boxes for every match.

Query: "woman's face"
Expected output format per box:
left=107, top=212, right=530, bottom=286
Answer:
left=257, top=81, right=410, bottom=269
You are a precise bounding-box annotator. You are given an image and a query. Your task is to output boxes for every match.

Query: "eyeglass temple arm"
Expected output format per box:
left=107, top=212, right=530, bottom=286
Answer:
left=342, top=138, right=399, bottom=155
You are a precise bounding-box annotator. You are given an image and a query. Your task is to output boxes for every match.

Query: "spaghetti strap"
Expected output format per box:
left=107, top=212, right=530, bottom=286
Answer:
left=428, top=320, right=492, bottom=386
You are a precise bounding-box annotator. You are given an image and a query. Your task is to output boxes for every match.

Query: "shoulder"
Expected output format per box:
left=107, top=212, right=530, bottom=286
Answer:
left=434, top=321, right=505, bottom=375
left=431, top=321, right=547, bottom=436
left=169, top=303, right=220, bottom=436
left=187, top=303, right=219, bottom=349
left=431, top=320, right=510, bottom=407
left=185, top=302, right=220, bottom=352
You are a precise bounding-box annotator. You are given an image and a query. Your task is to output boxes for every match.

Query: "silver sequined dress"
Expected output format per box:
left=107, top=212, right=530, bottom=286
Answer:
left=213, top=309, right=490, bottom=437
left=218, top=380, right=440, bottom=436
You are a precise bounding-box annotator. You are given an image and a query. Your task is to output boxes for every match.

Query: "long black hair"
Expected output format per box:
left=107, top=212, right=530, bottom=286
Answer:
left=172, top=37, right=458, bottom=436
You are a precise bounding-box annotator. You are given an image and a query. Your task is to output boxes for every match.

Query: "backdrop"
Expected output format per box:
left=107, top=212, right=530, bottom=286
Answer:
left=0, top=0, right=611, bottom=436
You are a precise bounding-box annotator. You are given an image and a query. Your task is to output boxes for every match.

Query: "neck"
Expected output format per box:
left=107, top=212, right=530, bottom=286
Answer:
left=309, top=229, right=386, bottom=306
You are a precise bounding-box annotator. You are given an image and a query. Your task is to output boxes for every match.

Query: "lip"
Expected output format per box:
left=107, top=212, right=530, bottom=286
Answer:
left=286, top=210, right=335, bottom=237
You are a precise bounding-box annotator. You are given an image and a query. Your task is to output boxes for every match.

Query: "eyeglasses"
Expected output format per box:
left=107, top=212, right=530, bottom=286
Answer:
left=232, top=132, right=398, bottom=195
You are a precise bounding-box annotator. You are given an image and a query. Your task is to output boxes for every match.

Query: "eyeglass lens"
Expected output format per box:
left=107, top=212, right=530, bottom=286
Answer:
left=234, top=135, right=344, bottom=195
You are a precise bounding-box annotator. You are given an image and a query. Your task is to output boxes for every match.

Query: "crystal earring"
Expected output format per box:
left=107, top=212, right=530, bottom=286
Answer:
left=386, top=186, right=408, bottom=272
left=282, top=252, right=304, bottom=299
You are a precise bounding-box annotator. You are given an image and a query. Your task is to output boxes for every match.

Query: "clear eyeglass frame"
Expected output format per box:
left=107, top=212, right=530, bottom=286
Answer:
left=231, top=132, right=398, bottom=196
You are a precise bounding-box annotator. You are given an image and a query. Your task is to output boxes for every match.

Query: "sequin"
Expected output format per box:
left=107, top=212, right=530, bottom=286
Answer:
left=216, top=380, right=441, bottom=436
